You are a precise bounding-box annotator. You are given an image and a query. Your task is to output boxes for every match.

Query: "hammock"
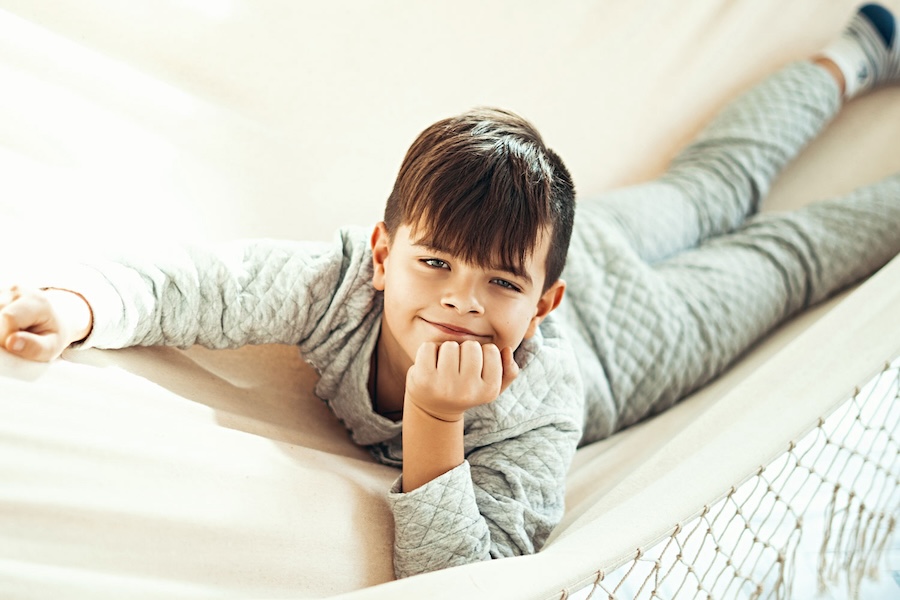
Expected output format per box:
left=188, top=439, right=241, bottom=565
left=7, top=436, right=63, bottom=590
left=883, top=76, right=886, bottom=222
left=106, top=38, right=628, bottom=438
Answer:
left=1, top=2, right=898, bottom=598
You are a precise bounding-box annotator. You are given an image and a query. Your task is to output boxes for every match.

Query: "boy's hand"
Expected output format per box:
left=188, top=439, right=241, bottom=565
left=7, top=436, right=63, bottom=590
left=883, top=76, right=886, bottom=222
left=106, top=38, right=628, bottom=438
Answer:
left=405, top=340, right=519, bottom=422
left=0, top=286, right=93, bottom=362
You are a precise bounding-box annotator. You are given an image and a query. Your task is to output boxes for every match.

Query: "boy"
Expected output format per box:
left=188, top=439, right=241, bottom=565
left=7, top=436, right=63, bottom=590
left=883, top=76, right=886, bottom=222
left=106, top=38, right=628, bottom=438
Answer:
left=1, top=3, right=899, bottom=581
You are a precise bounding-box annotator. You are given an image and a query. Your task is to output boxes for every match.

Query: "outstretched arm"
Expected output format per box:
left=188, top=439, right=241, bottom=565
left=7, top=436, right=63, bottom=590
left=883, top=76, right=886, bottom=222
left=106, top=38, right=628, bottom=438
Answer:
left=1, top=231, right=372, bottom=361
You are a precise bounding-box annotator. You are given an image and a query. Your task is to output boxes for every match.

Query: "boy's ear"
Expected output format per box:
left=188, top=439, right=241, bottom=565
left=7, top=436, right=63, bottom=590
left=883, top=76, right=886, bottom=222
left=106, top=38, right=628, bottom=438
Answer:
left=370, top=221, right=391, bottom=291
left=524, top=279, right=566, bottom=339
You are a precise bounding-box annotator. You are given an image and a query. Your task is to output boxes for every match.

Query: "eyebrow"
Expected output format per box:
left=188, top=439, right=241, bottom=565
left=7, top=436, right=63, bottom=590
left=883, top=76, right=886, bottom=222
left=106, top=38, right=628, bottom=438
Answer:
left=414, top=236, right=533, bottom=287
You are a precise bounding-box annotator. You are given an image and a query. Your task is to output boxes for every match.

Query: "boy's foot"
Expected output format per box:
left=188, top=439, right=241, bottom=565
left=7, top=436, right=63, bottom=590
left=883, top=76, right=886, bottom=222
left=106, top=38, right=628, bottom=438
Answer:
left=820, top=3, right=899, bottom=99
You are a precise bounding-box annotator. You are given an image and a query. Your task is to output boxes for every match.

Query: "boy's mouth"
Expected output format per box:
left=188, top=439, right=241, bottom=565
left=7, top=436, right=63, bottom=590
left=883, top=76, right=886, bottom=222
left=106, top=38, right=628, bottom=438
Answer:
left=421, top=318, right=489, bottom=340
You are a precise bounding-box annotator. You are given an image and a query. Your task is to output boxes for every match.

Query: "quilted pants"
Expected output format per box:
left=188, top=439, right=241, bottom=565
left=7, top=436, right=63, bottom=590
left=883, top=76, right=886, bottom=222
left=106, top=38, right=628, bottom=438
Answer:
left=563, top=61, right=900, bottom=445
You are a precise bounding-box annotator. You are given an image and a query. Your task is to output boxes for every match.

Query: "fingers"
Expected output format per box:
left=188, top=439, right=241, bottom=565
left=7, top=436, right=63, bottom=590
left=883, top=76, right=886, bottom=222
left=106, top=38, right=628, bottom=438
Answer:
left=478, top=344, right=519, bottom=396
left=0, top=284, right=21, bottom=308
left=426, top=342, right=514, bottom=382
left=435, top=341, right=509, bottom=396
left=436, top=340, right=463, bottom=374
left=480, top=344, right=502, bottom=393
left=455, top=340, right=484, bottom=379
left=0, top=289, right=22, bottom=349
left=0, top=285, right=22, bottom=340
left=4, top=330, right=64, bottom=362
left=0, top=287, right=66, bottom=362
left=434, top=341, right=491, bottom=379
left=1, top=292, right=49, bottom=336
left=407, top=340, right=519, bottom=422
left=499, top=346, right=520, bottom=394
left=414, top=341, right=439, bottom=371
left=431, top=341, right=514, bottom=388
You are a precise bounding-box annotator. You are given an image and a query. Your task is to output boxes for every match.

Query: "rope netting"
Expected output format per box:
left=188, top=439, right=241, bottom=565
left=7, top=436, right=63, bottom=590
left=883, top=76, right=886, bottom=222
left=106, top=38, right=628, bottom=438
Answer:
left=564, top=356, right=899, bottom=600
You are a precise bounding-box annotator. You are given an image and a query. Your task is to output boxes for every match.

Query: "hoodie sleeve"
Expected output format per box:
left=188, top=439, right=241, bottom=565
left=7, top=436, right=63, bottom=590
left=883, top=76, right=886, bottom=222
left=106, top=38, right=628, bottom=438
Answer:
left=386, top=417, right=581, bottom=578
left=48, top=229, right=373, bottom=351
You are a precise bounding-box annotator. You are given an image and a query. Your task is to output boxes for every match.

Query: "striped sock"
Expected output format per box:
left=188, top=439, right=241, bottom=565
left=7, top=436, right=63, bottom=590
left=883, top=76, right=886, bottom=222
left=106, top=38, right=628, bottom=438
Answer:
left=820, top=4, right=899, bottom=99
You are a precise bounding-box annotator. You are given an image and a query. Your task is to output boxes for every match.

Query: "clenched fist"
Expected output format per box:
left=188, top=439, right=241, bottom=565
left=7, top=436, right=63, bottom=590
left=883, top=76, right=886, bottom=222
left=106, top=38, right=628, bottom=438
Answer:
left=0, top=286, right=93, bottom=362
left=404, top=340, right=519, bottom=422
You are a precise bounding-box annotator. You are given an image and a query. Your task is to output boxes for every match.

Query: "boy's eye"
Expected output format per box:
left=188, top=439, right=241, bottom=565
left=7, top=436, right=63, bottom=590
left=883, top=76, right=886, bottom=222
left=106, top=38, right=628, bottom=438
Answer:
left=492, top=278, right=522, bottom=293
left=422, top=258, right=449, bottom=269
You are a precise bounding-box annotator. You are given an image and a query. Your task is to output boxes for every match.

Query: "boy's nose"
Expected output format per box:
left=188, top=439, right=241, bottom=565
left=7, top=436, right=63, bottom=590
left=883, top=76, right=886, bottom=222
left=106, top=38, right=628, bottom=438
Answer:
left=441, top=285, right=484, bottom=314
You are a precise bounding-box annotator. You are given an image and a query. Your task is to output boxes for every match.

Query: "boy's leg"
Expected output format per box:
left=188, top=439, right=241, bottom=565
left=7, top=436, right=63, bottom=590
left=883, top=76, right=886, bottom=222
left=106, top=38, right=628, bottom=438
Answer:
left=585, top=2, right=900, bottom=265
left=582, top=60, right=841, bottom=265
left=571, top=174, right=900, bottom=442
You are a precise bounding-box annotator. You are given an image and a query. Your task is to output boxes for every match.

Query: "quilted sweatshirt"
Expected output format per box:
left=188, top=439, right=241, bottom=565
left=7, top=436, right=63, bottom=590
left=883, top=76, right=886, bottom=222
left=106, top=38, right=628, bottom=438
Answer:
left=61, top=226, right=586, bottom=579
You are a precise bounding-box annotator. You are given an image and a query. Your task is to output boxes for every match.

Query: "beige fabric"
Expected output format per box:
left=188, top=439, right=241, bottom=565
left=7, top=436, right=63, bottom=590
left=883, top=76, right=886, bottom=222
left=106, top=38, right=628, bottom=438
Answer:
left=0, top=1, right=898, bottom=598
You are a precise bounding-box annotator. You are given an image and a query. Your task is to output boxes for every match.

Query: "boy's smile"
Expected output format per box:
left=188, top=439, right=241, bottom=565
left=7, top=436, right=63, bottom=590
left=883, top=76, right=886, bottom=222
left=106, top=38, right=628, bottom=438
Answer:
left=420, top=318, right=490, bottom=340
left=370, top=222, right=565, bottom=384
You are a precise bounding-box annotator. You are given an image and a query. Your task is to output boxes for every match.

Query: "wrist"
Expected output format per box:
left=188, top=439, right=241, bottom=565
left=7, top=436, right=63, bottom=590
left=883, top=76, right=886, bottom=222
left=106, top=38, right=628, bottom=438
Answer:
left=404, top=394, right=465, bottom=423
left=401, top=398, right=464, bottom=492
left=43, top=288, right=94, bottom=345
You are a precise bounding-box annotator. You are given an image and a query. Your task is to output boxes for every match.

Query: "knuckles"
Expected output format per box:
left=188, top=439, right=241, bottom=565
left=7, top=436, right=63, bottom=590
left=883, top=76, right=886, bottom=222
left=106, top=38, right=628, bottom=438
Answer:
left=0, top=285, right=46, bottom=310
left=406, top=340, right=518, bottom=413
left=408, top=340, right=505, bottom=408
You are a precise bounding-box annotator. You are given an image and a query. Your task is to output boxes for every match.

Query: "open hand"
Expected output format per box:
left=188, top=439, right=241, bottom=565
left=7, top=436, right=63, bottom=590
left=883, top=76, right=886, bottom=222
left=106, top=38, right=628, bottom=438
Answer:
left=0, top=286, right=92, bottom=362
left=405, top=340, right=519, bottom=422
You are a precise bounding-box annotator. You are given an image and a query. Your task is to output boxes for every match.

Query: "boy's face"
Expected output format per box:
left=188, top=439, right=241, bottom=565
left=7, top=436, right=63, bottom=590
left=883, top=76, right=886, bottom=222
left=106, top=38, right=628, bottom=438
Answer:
left=370, top=222, right=565, bottom=372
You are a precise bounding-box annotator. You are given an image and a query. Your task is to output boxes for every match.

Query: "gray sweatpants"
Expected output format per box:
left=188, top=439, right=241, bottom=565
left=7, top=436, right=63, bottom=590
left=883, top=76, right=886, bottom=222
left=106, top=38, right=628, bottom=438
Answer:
left=561, top=61, right=900, bottom=445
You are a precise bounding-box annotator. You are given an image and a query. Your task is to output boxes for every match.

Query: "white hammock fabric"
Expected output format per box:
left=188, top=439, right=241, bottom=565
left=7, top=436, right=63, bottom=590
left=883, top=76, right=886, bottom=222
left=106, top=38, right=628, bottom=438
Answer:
left=0, top=1, right=898, bottom=599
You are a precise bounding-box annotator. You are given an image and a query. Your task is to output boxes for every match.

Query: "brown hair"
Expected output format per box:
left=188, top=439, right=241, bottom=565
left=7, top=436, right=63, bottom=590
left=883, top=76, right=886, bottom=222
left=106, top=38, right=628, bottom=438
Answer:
left=383, top=107, right=575, bottom=291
